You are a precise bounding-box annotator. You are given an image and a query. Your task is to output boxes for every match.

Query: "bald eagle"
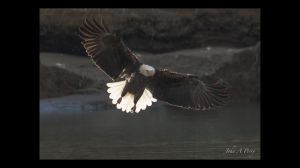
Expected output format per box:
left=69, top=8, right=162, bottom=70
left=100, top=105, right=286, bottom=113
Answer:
left=79, top=18, right=228, bottom=113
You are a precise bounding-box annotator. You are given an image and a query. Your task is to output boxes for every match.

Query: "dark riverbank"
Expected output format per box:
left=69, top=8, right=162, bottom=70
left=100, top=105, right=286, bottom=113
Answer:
left=40, top=9, right=260, bottom=55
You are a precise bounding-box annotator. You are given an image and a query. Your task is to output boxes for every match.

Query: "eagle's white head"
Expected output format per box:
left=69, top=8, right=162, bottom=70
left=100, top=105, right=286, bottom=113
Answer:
left=139, top=64, right=155, bottom=77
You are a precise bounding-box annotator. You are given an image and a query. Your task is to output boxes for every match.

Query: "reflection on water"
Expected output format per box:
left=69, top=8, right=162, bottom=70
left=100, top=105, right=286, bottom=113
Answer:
left=40, top=94, right=260, bottom=159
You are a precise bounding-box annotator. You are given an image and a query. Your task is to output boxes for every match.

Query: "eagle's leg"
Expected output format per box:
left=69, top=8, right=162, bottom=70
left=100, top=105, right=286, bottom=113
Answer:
left=131, top=92, right=143, bottom=112
left=131, top=106, right=136, bottom=113
left=114, top=80, right=130, bottom=105
left=117, top=97, right=122, bottom=104
left=120, top=81, right=129, bottom=97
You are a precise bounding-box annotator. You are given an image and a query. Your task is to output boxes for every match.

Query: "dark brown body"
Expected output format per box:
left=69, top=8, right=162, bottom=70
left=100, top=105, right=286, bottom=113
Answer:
left=121, top=72, right=151, bottom=104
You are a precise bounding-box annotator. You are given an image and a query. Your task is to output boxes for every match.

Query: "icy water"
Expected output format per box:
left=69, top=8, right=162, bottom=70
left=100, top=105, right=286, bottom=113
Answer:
left=40, top=93, right=260, bottom=159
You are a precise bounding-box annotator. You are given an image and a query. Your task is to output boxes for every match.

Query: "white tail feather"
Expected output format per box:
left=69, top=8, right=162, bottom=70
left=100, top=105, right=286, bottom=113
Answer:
left=107, top=80, right=157, bottom=113
left=107, top=84, right=123, bottom=94
left=112, top=98, right=118, bottom=104
left=144, top=91, right=152, bottom=106
left=106, top=80, right=126, bottom=87
left=107, top=80, right=126, bottom=108
left=135, top=89, right=156, bottom=113
left=145, top=89, right=157, bottom=102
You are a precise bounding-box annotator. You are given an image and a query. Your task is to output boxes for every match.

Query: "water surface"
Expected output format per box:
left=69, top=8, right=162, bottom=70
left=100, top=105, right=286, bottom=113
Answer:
left=40, top=93, right=260, bottom=159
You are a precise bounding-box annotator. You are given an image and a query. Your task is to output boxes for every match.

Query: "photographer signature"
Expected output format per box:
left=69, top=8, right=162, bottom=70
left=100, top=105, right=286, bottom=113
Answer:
left=225, top=145, right=255, bottom=155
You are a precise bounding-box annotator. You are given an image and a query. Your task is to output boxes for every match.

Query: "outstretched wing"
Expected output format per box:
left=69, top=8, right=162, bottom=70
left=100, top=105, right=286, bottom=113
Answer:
left=148, top=69, right=229, bottom=110
left=79, top=17, right=139, bottom=80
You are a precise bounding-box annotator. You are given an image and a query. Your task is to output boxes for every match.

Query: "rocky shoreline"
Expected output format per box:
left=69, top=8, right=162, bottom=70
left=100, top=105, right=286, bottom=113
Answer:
left=40, top=9, right=260, bottom=55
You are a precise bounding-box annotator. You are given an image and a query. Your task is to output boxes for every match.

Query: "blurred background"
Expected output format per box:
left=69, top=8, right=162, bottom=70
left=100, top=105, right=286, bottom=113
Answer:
left=40, top=8, right=260, bottom=159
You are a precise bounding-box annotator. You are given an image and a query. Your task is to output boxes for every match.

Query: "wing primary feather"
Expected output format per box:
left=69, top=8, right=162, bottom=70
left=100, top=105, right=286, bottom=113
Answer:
left=206, top=85, right=229, bottom=99
left=204, top=92, right=221, bottom=107
left=85, top=43, right=98, bottom=50
left=198, top=86, right=210, bottom=109
left=85, top=18, right=103, bottom=34
left=83, top=42, right=98, bottom=49
left=78, top=29, right=93, bottom=39
left=92, top=17, right=107, bottom=33
left=206, top=90, right=226, bottom=106
left=100, top=16, right=110, bottom=33
left=79, top=26, right=96, bottom=38
left=204, top=87, right=220, bottom=109
left=83, top=18, right=99, bottom=35
left=196, top=89, right=208, bottom=109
